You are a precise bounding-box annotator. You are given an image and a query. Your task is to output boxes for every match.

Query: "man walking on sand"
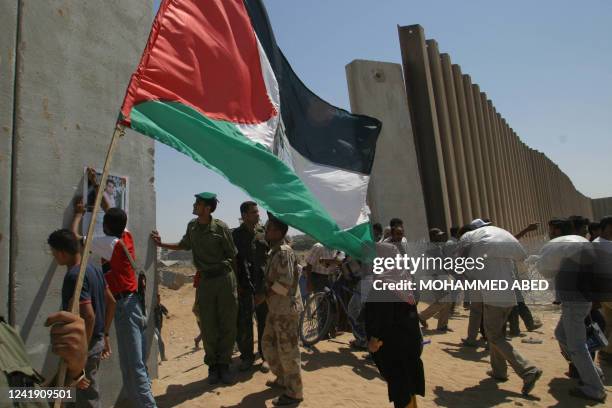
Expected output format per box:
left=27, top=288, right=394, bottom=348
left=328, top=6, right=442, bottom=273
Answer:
left=460, top=219, right=543, bottom=396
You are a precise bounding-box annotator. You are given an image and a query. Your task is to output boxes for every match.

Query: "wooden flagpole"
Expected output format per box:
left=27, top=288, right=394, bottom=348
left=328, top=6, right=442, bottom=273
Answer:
left=54, top=123, right=125, bottom=407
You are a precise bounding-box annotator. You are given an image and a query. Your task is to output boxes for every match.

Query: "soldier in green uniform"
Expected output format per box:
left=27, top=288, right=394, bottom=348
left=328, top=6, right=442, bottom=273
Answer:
left=232, top=201, right=269, bottom=372
left=261, top=215, right=304, bottom=406
left=151, top=192, right=238, bottom=385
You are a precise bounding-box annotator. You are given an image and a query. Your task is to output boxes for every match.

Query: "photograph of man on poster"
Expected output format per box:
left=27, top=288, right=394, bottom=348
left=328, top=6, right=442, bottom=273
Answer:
left=83, top=167, right=129, bottom=237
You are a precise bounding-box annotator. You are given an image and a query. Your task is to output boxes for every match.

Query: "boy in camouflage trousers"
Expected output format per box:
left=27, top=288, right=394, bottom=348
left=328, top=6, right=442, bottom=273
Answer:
left=261, top=215, right=304, bottom=406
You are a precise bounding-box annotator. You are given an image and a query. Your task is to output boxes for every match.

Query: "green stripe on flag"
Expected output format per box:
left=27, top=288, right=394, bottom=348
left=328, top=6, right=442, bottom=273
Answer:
left=129, top=100, right=373, bottom=259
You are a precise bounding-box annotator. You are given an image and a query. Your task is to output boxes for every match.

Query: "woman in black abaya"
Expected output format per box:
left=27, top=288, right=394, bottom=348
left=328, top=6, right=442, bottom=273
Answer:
left=364, top=241, right=425, bottom=408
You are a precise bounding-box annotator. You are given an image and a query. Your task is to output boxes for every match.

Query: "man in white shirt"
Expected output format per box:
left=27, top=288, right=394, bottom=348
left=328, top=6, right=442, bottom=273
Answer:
left=537, top=218, right=606, bottom=403
left=460, top=219, right=542, bottom=396
left=304, top=243, right=344, bottom=294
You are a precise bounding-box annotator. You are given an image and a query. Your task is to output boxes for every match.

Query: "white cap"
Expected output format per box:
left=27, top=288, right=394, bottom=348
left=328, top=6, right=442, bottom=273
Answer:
left=469, top=218, right=491, bottom=229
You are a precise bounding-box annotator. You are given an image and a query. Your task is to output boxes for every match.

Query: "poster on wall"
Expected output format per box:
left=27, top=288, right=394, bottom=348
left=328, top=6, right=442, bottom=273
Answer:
left=82, top=167, right=129, bottom=237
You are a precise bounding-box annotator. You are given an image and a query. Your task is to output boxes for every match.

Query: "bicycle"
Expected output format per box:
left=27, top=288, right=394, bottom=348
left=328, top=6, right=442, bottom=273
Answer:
left=299, top=271, right=364, bottom=346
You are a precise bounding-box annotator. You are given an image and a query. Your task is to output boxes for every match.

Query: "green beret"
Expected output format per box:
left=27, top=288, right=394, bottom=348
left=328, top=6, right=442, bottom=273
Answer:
left=195, top=192, right=218, bottom=201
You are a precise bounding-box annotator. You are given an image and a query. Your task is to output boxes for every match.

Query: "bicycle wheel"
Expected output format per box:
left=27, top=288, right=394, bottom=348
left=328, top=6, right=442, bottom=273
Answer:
left=299, top=291, right=334, bottom=346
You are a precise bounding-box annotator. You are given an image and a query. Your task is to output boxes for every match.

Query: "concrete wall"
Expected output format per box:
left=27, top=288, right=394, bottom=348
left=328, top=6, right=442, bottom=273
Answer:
left=397, top=24, right=594, bottom=235
left=7, top=1, right=155, bottom=406
left=346, top=60, right=429, bottom=241
left=0, top=0, right=18, bottom=321
left=593, top=197, right=612, bottom=221
left=397, top=26, right=451, bottom=232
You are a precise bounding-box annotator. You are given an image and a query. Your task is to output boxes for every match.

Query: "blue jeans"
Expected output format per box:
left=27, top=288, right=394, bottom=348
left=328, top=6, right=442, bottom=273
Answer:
left=75, top=338, right=104, bottom=407
left=555, top=302, right=605, bottom=399
left=115, top=294, right=157, bottom=407
left=298, top=274, right=308, bottom=304
left=347, top=290, right=366, bottom=345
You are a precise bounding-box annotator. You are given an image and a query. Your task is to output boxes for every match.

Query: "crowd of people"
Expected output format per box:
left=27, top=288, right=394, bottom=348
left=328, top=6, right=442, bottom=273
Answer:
left=1, top=166, right=611, bottom=407
left=349, top=214, right=611, bottom=406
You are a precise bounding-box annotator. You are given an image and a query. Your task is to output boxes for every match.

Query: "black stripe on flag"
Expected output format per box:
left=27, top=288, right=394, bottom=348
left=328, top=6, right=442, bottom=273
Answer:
left=244, top=0, right=381, bottom=175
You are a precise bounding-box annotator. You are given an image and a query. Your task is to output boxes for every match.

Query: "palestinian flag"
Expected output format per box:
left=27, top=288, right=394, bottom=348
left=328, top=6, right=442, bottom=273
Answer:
left=120, top=0, right=381, bottom=259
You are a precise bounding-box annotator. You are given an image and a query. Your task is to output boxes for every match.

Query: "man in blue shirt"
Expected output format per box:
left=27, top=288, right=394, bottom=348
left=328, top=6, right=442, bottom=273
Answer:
left=48, top=229, right=116, bottom=408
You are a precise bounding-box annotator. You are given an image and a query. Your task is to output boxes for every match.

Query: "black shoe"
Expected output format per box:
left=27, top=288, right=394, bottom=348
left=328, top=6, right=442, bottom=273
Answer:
left=208, top=365, right=220, bottom=385
left=527, top=321, right=543, bottom=331
left=239, top=358, right=254, bottom=372
left=522, top=368, right=542, bottom=396
left=568, top=387, right=606, bottom=403
left=218, top=364, right=234, bottom=385
left=487, top=370, right=508, bottom=382
left=461, top=338, right=479, bottom=347
left=272, top=394, right=303, bottom=406
left=349, top=339, right=368, bottom=350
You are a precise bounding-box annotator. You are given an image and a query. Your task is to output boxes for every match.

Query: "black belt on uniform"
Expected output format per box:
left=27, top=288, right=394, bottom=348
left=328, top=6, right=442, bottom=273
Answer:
left=114, top=291, right=136, bottom=300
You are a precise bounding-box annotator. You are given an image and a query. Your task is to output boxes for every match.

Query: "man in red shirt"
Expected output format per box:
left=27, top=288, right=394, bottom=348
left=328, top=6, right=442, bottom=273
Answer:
left=72, top=201, right=156, bottom=408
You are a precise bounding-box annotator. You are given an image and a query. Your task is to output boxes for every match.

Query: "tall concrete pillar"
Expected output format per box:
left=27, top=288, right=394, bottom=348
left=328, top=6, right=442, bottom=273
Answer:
left=426, top=40, right=463, bottom=227
left=502, top=124, right=519, bottom=232
left=534, top=152, right=546, bottom=223
left=452, top=64, right=482, bottom=218
left=517, top=140, right=537, bottom=243
left=557, top=165, right=565, bottom=216
left=500, top=120, right=519, bottom=232
left=493, top=108, right=516, bottom=231
left=398, top=25, right=451, bottom=231
left=509, top=129, right=526, bottom=231
left=0, top=1, right=18, bottom=320
left=473, top=87, right=498, bottom=225
left=570, top=178, right=576, bottom=215
left=525, top=148, right=535, bottom=221
left=345, top=60, right=429, bottom=241
left=509, top=130, right=528, bottom=231
left=488, top=104, right=512, bottom=230
left=483, top=99, right=507, bottom=228
left=520, top=139, right=536, bottom=228
left=528, top=148, right=545, bottom=228
left=560, top=174, right=566, bottom=214
left=546, top=156, right=556, bottom=219
left=520, top=141, right=538, bottom=225
left=463, top=75, right=491, bottom=219
left=540, top=154, right=551, bottom=223
left=501, top=116, right=518, bottom=232
left=565, top=176, right=573, bottom=215
left=547, top=159, right=560, bottom=217
left=441, top=54, right=473, bottom=223
left=541, top=153, right=554, bottom=221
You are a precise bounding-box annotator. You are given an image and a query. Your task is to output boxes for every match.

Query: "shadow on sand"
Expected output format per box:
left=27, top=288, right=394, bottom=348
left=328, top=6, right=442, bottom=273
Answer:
left=155, top=357, right=257, bottom=408
left=433, top=378, right=539, bottom=408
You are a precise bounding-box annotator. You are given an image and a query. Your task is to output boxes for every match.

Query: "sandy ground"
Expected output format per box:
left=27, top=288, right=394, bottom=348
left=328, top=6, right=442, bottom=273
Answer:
left=150, top=285, right=611, bottom=408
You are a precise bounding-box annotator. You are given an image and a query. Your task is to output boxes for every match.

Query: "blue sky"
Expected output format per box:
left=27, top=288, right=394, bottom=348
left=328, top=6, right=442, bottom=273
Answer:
left=152, top=0, right=612, bottom=241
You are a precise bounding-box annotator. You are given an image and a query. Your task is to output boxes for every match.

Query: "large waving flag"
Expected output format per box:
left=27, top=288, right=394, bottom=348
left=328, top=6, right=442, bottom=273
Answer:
left=120, top=0, right=381, bottom=259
